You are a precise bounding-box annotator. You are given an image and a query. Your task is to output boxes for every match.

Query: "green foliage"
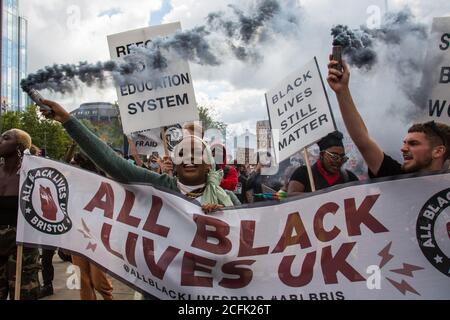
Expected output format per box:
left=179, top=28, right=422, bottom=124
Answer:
left=1, top=105, right=72, bottom=159
left=79, top=117, right=124, bottom=149
left=198, top=105, right=227, bottom=136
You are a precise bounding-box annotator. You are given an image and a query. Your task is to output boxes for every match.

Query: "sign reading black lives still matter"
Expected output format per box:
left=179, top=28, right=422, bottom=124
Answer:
left=421, top=16, right=450, bottom=122
left=265, top=57, right=336, bottom=162
left=107, top=23, right=198, bottom=134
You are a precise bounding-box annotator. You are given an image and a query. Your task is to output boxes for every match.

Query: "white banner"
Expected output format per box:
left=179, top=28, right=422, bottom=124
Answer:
left=420, top=17, right=450, bottom=123
left=107, top=23, right=199, bottom=134
left=265, top=57, right=336, bottom=163
left=17, top=155, right=450, bottom=300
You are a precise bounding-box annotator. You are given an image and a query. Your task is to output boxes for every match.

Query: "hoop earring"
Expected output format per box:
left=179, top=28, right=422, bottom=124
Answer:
left=16, top=148, right=23, bottom=174
left=17, top=148, right=23, bottom=163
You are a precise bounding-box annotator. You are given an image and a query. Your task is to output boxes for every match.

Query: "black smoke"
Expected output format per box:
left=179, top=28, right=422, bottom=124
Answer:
left=331, top=24, right=376, bottom=69
left=331, top=8, right=432, bottom=119
left=331, top=9, right=427, bottom=70
left=22, top=0, right=299, bottom=94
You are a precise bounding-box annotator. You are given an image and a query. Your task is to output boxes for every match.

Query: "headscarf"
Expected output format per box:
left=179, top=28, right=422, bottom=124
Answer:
left=317, top=131, right=344, bottom=151
left=175, top=135, right=234, bottom=207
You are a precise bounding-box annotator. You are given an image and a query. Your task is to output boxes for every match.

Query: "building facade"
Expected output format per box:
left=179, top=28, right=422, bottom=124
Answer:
left=1, top=0, right=28, bottom=112
left=70, top=102, right=119, bottom=123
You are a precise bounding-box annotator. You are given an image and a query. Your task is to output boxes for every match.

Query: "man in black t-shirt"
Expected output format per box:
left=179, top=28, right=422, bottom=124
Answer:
left=288, top=131, right=358, bottom=195
left=327, top=58, right=450, bottom=178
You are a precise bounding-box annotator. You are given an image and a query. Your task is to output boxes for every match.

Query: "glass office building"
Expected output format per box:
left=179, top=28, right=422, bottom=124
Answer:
left=1, top=0, right=27, bottom=111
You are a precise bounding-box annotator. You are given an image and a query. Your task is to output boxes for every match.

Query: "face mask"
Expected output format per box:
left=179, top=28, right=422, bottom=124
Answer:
left=150, top=162, right=159, bottom=170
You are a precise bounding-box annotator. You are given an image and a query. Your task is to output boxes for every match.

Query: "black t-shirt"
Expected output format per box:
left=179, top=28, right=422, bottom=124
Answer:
left=235, top=174, right=248, bottom=204
left=289, top=164, right=358, bottom=193
left=368, top=153, right=403, bottom=179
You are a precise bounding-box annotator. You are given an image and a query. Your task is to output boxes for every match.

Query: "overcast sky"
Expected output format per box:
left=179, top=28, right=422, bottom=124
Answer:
left=21, top=0, right=450, bottom=159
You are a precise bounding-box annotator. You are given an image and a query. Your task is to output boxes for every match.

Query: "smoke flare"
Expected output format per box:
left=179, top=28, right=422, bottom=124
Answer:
left=21, top=0, right=300, bottom=94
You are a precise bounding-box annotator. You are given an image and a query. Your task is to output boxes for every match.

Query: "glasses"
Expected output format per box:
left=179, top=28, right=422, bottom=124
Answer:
left=324, top=150, right=348, bottom=163
left=424, top=121, right=446, bottom=147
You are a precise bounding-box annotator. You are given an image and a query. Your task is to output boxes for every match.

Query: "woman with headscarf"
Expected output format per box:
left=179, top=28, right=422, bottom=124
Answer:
left=0, top=129, right=41, bottom=299
left=39, top=100, right=240, bottom=212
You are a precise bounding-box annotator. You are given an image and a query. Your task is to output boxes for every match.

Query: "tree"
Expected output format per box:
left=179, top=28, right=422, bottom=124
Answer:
left=1, top=105, right=72, bottom=159
left=198, top=105, right=227, bottom=136
left=78, top=104, right=124, bottom=149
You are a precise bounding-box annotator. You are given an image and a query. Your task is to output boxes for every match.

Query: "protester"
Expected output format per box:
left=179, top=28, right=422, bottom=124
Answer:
left=146, top=153, right=175, bottom=177
left=70, top=152, right=114, bottom=300
left=246, top=153, right=281, bottom=202
left=27, top=144, right=56, bottom=298
left=147, top=153, right=162, bottom=172
left=288, top=131, right=358, bottom=195
left=234, top=163, right=250, bottom=204
left=327, top=59, right=450, bottom=177
left=279, top=165, right=297, bottom=192
left=0, top=129, right=41, bottom=300
left=35, top=187, right=56, bottom=296
left=39, top=99, right=240, bottom=213
left=211, top=143, right=239, bottom=192
left=29, top=144, right=41, bottom=156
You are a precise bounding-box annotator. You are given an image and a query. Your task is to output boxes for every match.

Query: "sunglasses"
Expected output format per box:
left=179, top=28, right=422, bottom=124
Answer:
left=324, top=150, right=348, bottom=163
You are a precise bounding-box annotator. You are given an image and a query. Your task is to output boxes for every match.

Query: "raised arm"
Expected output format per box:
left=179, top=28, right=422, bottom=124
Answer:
left=327, top=59, right=385, bottom=175
left=40, top=99, right=174, bottom=187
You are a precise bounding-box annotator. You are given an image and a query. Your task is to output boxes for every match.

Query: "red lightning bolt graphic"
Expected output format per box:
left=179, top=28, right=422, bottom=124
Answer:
left=378, top=242, right=394, bottom=268
left=77, top=219, right=92, bottom=239
left=390, top=264, right=424, bottom=277
left=386, top=278, right=420, bottom=296
left=81, top=219, right=91, bottom=234
left=86, top=242, right=97, bottom=252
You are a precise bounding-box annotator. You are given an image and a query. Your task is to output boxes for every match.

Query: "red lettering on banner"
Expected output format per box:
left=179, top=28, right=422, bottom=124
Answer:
left=219, top=260, right=256, bottom=289
left=272, top=212, right=312, bottom=253
left=238, top=221, right=270, bottom=257
left=191, top=215, right=232, bottom=254
left=142, top=196, right=170, bottom=238
left=101, top=223, right=124, bottom=260
left=278, top=251, right=316, bottom=287
left=181, top=251, right=216, bottom=287
left=142, top=237, right=180, bottom=280
left=314, top=202, right=341, bottom=242
left=344, top=195, right=389, bottom=236
left=125, top=232, right=139, bottom=267
left=84, top=182, right=114, bottom=218
left=321, top=242, right=365, bottom=284
left=117, top=190, right=141, bottom=227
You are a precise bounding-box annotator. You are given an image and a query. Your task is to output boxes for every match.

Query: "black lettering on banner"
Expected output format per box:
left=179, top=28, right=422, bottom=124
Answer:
left=428, top=100, right=449, bottom=118
left=119, top=74, right=191, bottom=98
left=439, top=66, right=450, bottom=84
left=116, top=40, right=153, bottom=58
left=272, top=72, right=313, bottom=105
left=278, top=113, right=329, bottom=151
left=439, top=33, right=450, bottom=51
left=127, top=94, right=190, bottom=115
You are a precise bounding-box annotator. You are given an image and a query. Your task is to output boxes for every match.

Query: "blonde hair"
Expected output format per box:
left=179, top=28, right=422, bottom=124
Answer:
left=9, top=129, right=32, bottom=152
